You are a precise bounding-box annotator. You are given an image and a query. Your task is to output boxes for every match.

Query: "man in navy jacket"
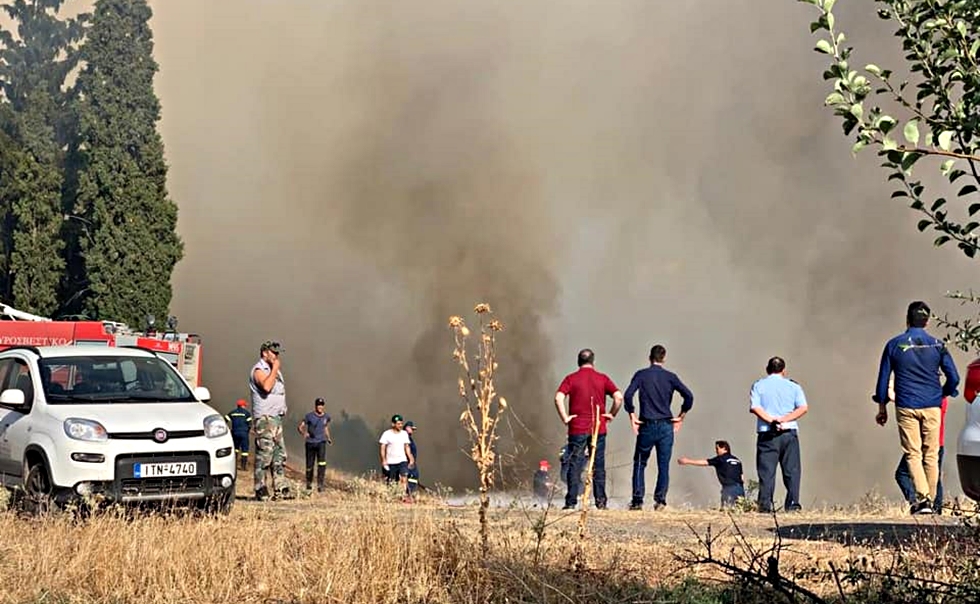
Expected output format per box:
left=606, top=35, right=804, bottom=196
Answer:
left=874, top=301, right=960, bottom=515
left=624, top=345, right=694, bottom=510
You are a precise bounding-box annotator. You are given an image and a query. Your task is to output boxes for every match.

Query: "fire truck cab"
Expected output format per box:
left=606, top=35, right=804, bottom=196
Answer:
left=0, top=304, right=202, bottom=388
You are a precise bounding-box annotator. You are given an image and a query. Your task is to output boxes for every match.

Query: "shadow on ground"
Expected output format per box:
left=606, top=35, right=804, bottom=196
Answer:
left=773, top=519, right=966, bottom=547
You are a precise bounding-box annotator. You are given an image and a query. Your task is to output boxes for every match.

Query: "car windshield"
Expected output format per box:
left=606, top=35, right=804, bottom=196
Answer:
left=38, top=355, right=196, bottom=403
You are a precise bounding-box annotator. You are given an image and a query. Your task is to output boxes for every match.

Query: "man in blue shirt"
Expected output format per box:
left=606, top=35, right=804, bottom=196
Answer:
left=624, top=345, right=694, bottom=511
left=749, top=356, right=808, bottom=513
left=873, top=301, right=959, bottom=515
left=298, top=397, right=332, bottom=492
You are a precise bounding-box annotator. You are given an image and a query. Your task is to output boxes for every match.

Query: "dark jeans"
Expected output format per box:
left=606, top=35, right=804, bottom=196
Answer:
left=756, top=429, right=802, bottom=512
left=721, top=484, right=745, bottom=508
left=564, top=433, right=607, bottom=508
left=897, top=445, right=945, bottom=512
left=630, top=420, right=675, bottom=506
left=305, top=441, right=327, bottom=487
left=232, top=432, right=249, bottom=469
left=407, top=466, right=420, bottom=494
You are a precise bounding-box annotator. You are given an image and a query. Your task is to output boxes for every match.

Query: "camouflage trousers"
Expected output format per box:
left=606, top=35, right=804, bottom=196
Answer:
left=253, top=414, right=289, bottom=492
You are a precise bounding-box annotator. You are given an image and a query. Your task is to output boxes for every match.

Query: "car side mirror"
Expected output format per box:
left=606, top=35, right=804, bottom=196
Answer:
left=193, top=386, right=211, bottom=402
left=0, top=389, right=25, bottom=407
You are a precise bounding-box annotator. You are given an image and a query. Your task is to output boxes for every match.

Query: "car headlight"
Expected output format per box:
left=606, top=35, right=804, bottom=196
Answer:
left=204, top=414, right=229, bottom=438
left=64, top=418, right=108, bottom=442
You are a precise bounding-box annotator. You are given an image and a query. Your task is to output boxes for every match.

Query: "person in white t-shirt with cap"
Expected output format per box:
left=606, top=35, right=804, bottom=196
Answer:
left=379, top=414, right=415, bottom=497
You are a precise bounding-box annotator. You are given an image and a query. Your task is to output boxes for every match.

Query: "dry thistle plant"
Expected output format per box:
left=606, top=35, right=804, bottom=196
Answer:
left=449, top=302, right=507, bottom=556
left=572, top=403, right=601, bottom=571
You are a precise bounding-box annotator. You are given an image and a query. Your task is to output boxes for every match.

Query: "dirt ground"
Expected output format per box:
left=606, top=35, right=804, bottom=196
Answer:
left=241, top=460, right=964, bottom=552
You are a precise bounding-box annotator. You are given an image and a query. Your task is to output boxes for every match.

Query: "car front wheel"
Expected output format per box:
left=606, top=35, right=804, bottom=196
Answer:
left=22, top=462, right=56, bottom=516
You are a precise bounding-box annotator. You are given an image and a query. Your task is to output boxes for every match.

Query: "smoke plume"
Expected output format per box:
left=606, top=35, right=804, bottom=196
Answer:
left=132, top=0, right=977, bottom=502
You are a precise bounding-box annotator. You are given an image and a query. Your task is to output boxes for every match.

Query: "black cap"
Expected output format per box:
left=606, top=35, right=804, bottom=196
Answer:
left=404, top=421, right=416, bottom=429
left=314, top=397, right=325, bottom=406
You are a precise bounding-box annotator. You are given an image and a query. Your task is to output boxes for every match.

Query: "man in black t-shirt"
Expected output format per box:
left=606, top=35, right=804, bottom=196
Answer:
left=678, top=440, right=745, bottom=508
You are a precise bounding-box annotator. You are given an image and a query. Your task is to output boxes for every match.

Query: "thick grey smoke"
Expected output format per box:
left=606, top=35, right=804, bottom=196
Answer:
left=133, top=0, right=977, bottom=503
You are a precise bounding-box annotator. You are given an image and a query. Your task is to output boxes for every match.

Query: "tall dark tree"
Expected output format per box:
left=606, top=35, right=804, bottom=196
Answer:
left=0, top=0, right=87, bottom=314
left=68, top=0, right=183, bottom=326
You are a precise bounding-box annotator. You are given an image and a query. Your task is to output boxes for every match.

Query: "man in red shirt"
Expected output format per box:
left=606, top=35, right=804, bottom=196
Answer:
left=554, top=348, right=624, bottom=510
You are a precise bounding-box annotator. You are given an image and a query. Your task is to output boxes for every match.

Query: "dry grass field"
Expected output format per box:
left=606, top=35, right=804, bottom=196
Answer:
left=0, top=463, right=974, bottom=604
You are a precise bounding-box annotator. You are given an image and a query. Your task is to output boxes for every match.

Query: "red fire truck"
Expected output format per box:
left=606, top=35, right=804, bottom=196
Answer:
left=0, top=304, right=203, bottom=388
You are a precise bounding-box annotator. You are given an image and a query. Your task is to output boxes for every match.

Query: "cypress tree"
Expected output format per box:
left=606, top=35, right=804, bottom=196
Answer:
left=0, top=0, right=86, bottom=314
left=69, top=0, right=182, bottom=326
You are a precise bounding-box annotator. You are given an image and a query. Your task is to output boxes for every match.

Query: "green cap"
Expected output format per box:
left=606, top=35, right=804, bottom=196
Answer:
left=261, top=340, right=282, bottom=354
left=391, top=414, right=403, bottom=423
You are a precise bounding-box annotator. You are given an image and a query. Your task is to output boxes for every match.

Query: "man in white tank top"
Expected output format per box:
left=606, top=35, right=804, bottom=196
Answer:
left=249, top=340, right=292, bottom=500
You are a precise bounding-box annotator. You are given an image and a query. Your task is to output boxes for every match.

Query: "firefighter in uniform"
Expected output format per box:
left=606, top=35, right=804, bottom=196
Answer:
left=405, top=421, right=420, bottom=498
left=225, top=399, right=252, bottom=470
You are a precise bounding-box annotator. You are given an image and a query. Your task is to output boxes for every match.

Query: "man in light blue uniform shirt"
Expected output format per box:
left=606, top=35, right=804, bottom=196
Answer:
left=749, top=356, right=809, bottom=513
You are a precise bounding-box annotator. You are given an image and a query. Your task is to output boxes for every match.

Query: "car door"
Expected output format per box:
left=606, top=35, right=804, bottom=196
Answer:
left=0, top=357, right=36, bottom=481
left=0, top=358, right=24, bottom=479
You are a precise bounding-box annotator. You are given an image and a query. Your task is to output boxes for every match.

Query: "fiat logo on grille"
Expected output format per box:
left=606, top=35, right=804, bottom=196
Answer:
left=153, top=428, right=169, bottom=443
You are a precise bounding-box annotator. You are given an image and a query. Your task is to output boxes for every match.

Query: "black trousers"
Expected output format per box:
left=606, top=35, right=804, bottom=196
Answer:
left=305, top=441, right=327, bottom=487
left=756, top=430, right=801, bottom=512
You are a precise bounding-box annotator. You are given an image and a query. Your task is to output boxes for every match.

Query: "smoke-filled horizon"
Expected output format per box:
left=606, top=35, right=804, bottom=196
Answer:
left=131, top=0, right=978, bottom=504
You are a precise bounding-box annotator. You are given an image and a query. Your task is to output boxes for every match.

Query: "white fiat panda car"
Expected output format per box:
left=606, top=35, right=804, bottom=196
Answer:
left=0, top=345, right=236, bottom=513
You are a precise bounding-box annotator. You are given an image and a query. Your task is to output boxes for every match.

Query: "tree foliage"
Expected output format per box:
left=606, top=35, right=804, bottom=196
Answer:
left=0, top=0, right=86, bottom=315
left=798, top=0, right=980, bottom=350
left=800, top=0, right=980, bottom=254
left=66, top=0, right=183, bottom=326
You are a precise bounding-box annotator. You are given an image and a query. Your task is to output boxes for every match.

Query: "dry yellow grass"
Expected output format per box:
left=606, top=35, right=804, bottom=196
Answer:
left=0, top=464, right=962, bottom=604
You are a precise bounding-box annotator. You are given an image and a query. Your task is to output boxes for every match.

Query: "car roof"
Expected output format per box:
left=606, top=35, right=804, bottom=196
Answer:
left=0, top=345, right=157, bottom=359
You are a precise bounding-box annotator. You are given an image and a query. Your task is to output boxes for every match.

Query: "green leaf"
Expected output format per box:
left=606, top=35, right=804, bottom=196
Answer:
left=917, top=219, right=932, bottom=232
left=891, top=190, right=909, bottom=198
left=957, top=21, right=968, bottom=38
left=825, top=92, right=845, bottom=106
left=931, top=198, right=947, bottom=211
left=941, top=159, right=955, bottom=175
left=903, top=119, right=920, bottom=145
left=827, top=11, right=835, bottom=30
left=886, top=150, right=904, bottom=164
left=934, top=235, right=951, bottom=246
left=850, top=103, right=863, bottom=120
left=969, top=203, right=980, bottom=216
left=865, top=64, right=882, bottom=76
left=815, top=39, right=833, bottom=54
left=938, top=131, right=954, bottom=152
left=852, top=140, right=867, bottom=154
left=882, top=136, right=898, bottom=151
left=824, top=0, right=837, bottom=12
left=878, top=116, right=896, bottom=134
left=971, top=39, right=980, bottom=58
left=960, top=185, right=979, bottom=197
left=901, top=151, right=922, bottom=172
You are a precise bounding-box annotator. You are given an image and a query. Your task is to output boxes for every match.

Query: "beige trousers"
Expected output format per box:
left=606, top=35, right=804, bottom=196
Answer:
left=895, top=406, right=942, bottom=501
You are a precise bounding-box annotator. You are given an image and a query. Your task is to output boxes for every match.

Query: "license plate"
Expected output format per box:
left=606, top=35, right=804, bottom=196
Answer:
left=133, top=462, right=197, bottom=478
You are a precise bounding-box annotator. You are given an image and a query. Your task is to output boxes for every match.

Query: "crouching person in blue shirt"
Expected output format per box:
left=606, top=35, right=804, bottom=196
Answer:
left=678, top=440, right=745, bottom=509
